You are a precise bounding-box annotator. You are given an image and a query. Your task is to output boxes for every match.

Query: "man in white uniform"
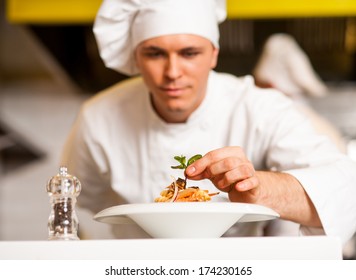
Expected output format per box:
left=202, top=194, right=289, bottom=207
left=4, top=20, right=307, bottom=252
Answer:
left=61, top=0, right=356, bottom=243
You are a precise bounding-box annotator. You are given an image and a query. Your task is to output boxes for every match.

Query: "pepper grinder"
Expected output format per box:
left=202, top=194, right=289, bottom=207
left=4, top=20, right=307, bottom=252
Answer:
left=46, top=166, right=81, bottom=240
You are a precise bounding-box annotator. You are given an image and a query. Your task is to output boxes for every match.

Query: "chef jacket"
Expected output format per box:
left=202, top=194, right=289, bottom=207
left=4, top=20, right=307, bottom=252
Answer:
left=61, top=71, right=356, bottom=243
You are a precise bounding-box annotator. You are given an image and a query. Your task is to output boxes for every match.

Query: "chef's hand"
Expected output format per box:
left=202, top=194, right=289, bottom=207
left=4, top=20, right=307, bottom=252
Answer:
left=185, top=146, right=261, bottom=204
left=185, top=146, right=322, bottom=228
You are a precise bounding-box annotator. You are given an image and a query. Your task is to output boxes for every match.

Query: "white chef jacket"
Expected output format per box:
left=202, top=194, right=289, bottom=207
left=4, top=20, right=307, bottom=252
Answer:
left=61, top=71, right=356, bottom=243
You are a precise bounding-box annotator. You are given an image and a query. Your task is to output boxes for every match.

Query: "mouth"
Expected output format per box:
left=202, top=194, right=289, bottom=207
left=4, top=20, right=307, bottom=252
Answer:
left=160, top=86, right=188, bottom=97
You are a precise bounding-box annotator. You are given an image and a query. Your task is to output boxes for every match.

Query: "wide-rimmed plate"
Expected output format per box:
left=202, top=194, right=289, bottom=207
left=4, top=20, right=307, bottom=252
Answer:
left=94, top=202, right=279, bottom=238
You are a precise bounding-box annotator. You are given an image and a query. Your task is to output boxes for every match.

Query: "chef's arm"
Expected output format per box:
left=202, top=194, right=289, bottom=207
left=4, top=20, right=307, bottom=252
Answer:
left=251, top=171, right=322, bottom=227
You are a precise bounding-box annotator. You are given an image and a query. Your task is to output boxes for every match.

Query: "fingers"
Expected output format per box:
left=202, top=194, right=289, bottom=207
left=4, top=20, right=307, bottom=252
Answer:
left=214, top=162, right=256, bottom=191
left=185, top=146, right=257, bottom=192
left=233, top=175, right=259, bottom=192
left=186, top=146, right=245, bottom=179
left=228, top=176, right=261, bottom=203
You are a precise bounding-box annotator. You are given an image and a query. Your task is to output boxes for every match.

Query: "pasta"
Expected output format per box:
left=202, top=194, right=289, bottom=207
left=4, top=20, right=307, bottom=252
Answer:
left=154, top=177, right=219, bottom=202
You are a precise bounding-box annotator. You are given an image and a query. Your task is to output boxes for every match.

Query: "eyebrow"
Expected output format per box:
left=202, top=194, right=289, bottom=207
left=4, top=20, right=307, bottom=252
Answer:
left=140, top=45, right=204, bottom=52
left=140, top=46, right=165, bottom=52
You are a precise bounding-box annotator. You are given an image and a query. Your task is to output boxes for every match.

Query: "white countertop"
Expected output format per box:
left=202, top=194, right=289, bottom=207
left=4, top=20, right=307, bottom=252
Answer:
left=0, top=236, right=342, bottom=260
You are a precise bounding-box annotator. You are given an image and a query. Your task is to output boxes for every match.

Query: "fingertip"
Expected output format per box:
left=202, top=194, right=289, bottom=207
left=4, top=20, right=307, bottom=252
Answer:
left=185, top=166, right=196, bottom=176
left=235, top=181, right=249, bottom=192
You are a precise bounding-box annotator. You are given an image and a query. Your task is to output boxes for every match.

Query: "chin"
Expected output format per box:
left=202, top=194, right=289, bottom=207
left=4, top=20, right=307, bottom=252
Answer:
left=164, top=103, right=189, bottom=116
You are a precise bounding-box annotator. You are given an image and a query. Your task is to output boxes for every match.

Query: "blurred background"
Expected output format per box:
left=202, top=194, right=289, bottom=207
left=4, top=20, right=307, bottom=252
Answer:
left=1, top=0, right=356, bottom=257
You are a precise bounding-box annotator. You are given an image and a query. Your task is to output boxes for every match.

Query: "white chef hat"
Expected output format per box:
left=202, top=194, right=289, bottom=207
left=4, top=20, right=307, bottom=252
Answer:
left=93, top=0, right=227, bottom=76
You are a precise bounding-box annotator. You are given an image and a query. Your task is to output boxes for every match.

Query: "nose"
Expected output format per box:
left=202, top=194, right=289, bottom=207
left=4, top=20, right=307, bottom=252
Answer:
left=164, top=55, right=182, bottom=80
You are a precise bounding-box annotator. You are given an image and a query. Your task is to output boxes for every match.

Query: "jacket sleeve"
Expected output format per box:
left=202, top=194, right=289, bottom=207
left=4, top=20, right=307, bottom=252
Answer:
left=257, top=90, right=356, bottom=245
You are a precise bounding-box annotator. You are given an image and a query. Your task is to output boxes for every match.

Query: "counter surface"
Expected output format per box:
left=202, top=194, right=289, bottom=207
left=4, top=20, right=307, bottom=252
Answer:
left=0, top=236, right=342, bottom=260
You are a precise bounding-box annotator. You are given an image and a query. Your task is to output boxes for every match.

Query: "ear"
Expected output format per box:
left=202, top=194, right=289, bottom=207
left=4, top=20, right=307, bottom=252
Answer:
left=210, top=47, right=219, bottom=69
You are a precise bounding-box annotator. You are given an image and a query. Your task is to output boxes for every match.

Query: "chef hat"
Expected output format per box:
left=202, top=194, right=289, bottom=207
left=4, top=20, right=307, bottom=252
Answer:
left=93, top=0, right=227, bottom=76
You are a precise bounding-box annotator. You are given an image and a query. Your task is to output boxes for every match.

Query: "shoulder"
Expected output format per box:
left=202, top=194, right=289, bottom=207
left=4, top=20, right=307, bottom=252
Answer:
left=85, top=76, right=145, bottom=109
left=210, top=71, right=293, bottom=109
left=71, top=76, right=147, bottom=134
left=79, top=76, right=146, bottom=119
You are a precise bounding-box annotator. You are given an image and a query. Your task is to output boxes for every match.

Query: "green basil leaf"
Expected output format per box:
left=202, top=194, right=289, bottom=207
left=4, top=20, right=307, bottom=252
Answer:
left=171, top=164, right=185, bottom=169
left=187, top=154, right=202, bottom=166
left=173, top=155, right=186, bottom=167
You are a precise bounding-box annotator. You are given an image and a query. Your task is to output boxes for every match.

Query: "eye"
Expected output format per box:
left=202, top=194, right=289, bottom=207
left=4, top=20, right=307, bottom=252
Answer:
left=181, top=49, right=201, bottom=58
left=143, top=50, right=165, bottom=59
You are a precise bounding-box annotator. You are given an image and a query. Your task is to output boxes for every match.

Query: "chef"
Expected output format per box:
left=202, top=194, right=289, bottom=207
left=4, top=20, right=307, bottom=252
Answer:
left=61, top=0, right=356, bottom=243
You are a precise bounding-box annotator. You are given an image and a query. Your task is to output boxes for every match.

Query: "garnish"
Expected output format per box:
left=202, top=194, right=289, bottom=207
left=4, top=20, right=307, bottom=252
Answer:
left=154, top=154, right=219, bottom=203
left=171, top=154, right=202, bottom=186
left=171, top=154, right=202, bottom=170
left=170, top=175, right=179, bottom=202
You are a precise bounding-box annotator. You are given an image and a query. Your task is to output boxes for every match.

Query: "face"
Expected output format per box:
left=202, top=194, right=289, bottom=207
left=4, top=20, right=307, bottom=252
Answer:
left=135, top=34, right=219, bottom=123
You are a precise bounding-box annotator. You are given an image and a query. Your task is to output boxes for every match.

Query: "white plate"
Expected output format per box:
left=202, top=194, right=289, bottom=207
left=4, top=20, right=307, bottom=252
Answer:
left=94, top=202, right=279, bottom=238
